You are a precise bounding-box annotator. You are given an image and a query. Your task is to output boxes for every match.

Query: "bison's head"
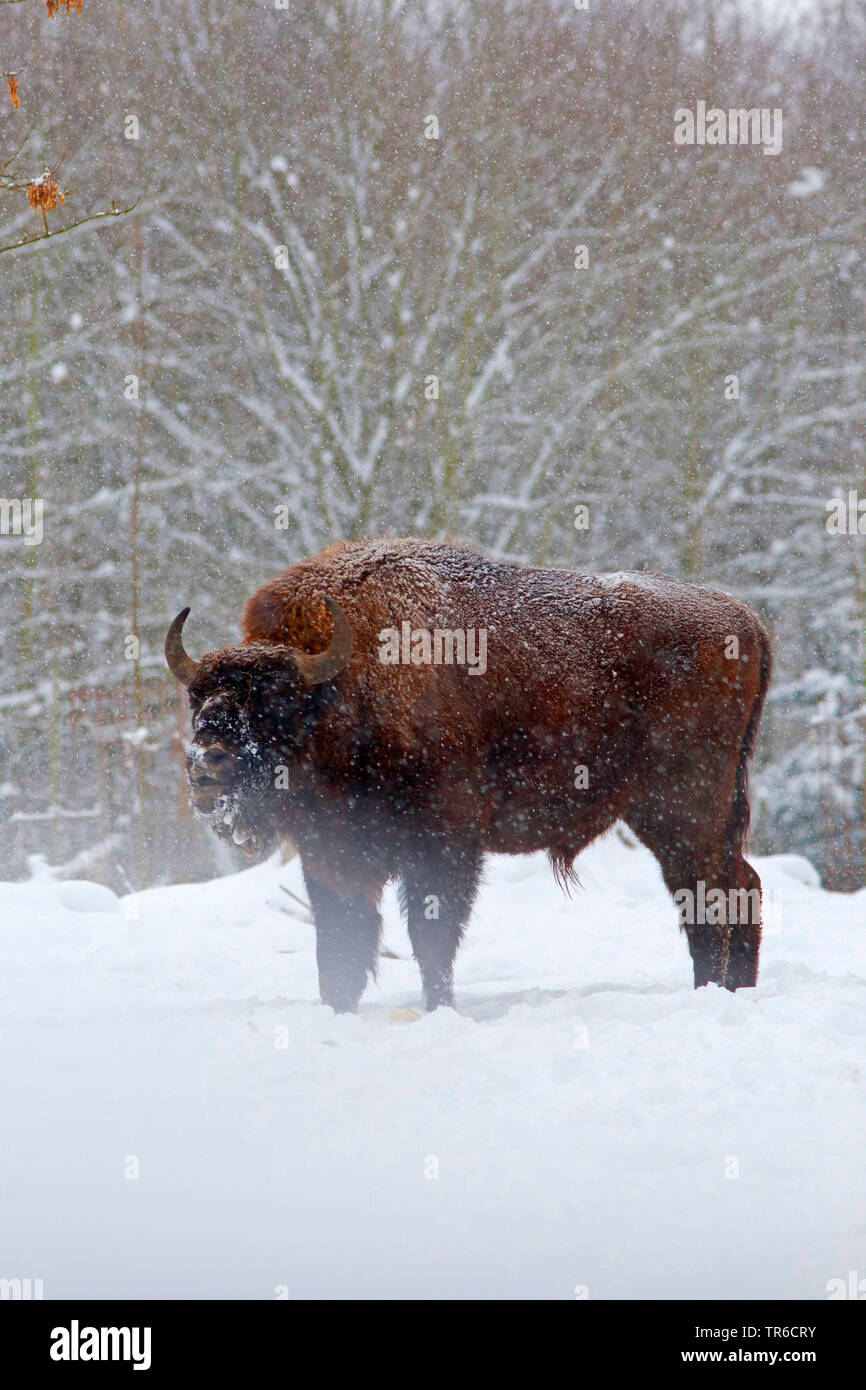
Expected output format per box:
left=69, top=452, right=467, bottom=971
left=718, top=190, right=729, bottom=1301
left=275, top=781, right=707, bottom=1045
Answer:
left=165, top=598, right=352, bottom=856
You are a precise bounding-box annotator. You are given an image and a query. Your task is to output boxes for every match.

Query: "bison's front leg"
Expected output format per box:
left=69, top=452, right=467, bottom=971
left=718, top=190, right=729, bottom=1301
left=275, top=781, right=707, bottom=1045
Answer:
left=302, top=866, right=383, bottom=1013
left=401, top=841, right=483, bottom=1011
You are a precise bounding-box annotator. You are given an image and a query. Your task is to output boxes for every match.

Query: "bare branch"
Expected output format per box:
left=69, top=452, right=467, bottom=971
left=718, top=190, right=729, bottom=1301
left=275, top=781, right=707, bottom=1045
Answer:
left=0, top=195, right=140, bottom=256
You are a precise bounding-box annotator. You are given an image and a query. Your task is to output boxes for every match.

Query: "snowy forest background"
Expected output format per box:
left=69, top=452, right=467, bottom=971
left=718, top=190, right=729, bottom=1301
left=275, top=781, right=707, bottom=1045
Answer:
left=0, top=0, right=864, bottom=892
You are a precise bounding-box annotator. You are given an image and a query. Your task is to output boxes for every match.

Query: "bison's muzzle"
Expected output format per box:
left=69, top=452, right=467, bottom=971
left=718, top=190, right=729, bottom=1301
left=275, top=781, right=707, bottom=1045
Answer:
left=185, top=743, right=239, bottom=811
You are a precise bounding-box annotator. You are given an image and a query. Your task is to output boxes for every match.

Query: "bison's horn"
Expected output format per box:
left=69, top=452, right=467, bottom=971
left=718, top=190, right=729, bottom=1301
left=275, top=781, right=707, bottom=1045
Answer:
left=165, top=608, right=202, bottom=687
left=292, top=596, right=353, bottom=687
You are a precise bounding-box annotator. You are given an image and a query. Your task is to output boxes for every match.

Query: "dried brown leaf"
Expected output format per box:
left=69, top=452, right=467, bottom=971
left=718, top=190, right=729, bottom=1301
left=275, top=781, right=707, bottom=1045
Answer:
left=27, top=172, right=61, bottom=215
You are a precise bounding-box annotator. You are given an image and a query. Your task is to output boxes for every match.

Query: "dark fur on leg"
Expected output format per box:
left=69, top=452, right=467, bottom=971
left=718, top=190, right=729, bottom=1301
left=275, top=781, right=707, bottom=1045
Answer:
left=399, top=841, right=483, bottom=1010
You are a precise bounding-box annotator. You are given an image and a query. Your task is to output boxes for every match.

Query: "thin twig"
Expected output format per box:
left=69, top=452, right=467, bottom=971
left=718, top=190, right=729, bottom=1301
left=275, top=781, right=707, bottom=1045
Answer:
left=0, top=195, right=140, bottom=256
left=279, top=883, right=312, bottom=913
left=276, top=884, right=405, bottom=958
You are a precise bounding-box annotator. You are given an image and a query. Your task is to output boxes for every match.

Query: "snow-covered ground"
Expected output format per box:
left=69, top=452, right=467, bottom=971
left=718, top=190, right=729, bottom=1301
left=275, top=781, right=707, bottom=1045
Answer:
left=1, top=830, right=864, bottom=1300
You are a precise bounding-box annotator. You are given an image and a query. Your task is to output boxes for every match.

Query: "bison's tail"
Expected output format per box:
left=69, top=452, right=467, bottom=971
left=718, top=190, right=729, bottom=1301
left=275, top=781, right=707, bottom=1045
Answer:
left=727, top=622, right=772, bottom=858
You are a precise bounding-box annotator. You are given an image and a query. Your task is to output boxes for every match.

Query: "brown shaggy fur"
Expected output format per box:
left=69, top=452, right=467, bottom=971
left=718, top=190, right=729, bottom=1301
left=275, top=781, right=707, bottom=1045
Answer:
left=176, top=536, right=772, bottom=1012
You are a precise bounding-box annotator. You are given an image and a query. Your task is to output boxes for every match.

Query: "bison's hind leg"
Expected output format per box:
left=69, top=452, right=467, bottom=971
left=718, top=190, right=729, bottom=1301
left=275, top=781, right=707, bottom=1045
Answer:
left=626, top=805, right=762, bottom=992
left=624, top=807, right=732, bottom=988
left=723, top=854, right=762, bottom=991
left=399, top=841, right=483, bottom=1011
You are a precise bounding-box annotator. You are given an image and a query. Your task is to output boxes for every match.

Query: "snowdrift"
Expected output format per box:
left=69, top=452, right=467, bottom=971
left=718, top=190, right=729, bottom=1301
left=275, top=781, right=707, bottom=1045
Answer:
left=1, top=830, right=864, bottom=1299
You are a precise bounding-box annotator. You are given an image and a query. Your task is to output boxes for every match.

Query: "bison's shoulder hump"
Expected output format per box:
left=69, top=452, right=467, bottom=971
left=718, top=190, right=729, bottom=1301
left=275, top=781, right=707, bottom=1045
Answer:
left=242, top=538, right=508, bottom=645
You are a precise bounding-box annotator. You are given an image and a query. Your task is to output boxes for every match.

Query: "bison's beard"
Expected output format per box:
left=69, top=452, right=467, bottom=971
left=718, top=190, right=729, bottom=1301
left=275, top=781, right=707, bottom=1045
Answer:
left=191, top=758, right=278, bottom=859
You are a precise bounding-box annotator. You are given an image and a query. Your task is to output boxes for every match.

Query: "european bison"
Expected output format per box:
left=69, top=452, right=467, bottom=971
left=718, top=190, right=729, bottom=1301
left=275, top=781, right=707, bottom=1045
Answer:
left=165, top=537, right=771, bottom=1012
